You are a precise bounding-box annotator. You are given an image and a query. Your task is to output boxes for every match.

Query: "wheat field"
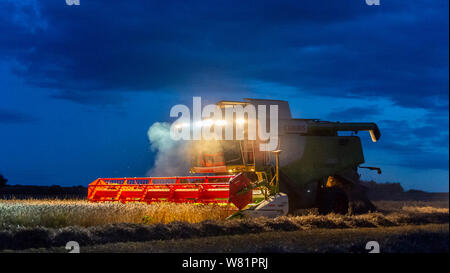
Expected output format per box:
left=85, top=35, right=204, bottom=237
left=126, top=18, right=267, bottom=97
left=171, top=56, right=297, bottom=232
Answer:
left=0, top=199, right=448, bottom=251
left=0, top=199, right=447, bottom=229
left=0, top=199, right=235, bottom=228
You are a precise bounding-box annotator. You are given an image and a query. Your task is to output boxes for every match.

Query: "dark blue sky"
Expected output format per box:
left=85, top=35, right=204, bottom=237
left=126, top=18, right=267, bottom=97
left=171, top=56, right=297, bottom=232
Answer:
left=0, top=0, right=448, bottom=191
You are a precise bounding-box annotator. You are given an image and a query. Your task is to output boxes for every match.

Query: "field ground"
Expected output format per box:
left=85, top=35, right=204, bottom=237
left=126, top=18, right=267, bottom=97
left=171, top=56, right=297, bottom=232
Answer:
left=0, top=198, right=448, bottom=253
left=32, top=224, right=448, bottom=253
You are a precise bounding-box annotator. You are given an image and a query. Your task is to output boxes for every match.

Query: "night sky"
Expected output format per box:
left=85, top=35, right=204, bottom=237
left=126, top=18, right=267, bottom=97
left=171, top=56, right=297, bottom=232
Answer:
left=0, top=1, right=448, bottom=191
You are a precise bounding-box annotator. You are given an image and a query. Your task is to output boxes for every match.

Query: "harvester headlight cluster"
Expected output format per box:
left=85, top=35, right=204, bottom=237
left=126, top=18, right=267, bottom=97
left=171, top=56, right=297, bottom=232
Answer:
left=215, top=120, right=227, bottom=126
left=236, top=118, right=246, bottom=125
left=176, top=119, right=244, bottom=128
left=195, top=119, right=226, bottom=127
left=174, top=122, right=190, bottom=129
left=202, top=119, right=214, bottom=126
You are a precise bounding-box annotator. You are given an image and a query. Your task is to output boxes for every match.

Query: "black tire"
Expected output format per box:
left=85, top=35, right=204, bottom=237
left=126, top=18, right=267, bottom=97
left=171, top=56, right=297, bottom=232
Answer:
left=317, top=187, right=349, bottom=214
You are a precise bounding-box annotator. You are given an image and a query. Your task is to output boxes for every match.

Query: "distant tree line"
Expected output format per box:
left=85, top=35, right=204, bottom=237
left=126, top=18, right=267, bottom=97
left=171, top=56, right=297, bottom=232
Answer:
left=0, top=174, right=7, bottom=187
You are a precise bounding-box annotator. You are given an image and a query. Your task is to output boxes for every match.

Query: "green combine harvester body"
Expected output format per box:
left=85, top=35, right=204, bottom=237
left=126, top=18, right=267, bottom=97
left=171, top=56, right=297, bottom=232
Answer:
left=190, top=98, right=380, bottom=215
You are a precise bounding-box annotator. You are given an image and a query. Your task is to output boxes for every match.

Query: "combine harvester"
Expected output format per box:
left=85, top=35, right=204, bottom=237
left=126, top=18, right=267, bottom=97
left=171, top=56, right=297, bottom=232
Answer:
left=88, top=99, right=381, bottom=217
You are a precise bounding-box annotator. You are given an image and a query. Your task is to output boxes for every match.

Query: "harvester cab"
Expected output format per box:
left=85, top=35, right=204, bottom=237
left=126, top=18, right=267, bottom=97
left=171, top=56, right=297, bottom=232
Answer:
left=88, top=98, right=381, bottom=217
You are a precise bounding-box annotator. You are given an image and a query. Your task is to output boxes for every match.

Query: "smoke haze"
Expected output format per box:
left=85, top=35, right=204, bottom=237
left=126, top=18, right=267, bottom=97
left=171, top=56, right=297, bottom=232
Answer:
left=146, top=122, right=191, bottom=176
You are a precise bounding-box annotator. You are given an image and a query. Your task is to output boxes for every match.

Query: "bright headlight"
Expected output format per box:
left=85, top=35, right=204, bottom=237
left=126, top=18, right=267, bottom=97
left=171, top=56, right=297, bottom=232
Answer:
left=236, top=118, right=245, bottom=124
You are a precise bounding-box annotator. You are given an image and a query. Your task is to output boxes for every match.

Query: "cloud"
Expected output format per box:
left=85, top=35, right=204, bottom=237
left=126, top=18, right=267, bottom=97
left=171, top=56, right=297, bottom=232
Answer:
left=0, top=0, right=447, bottom=110
left=394, top=151, right=449, bottom=171
left=366, top=111, right=449, bottom=170
left=326, top=105, right=381, bottom=120
left=0, top=0, right=447, bottom=177
left=0, top=109, right=37, bottom=124
left=50, top=90, right=126, bottom=106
